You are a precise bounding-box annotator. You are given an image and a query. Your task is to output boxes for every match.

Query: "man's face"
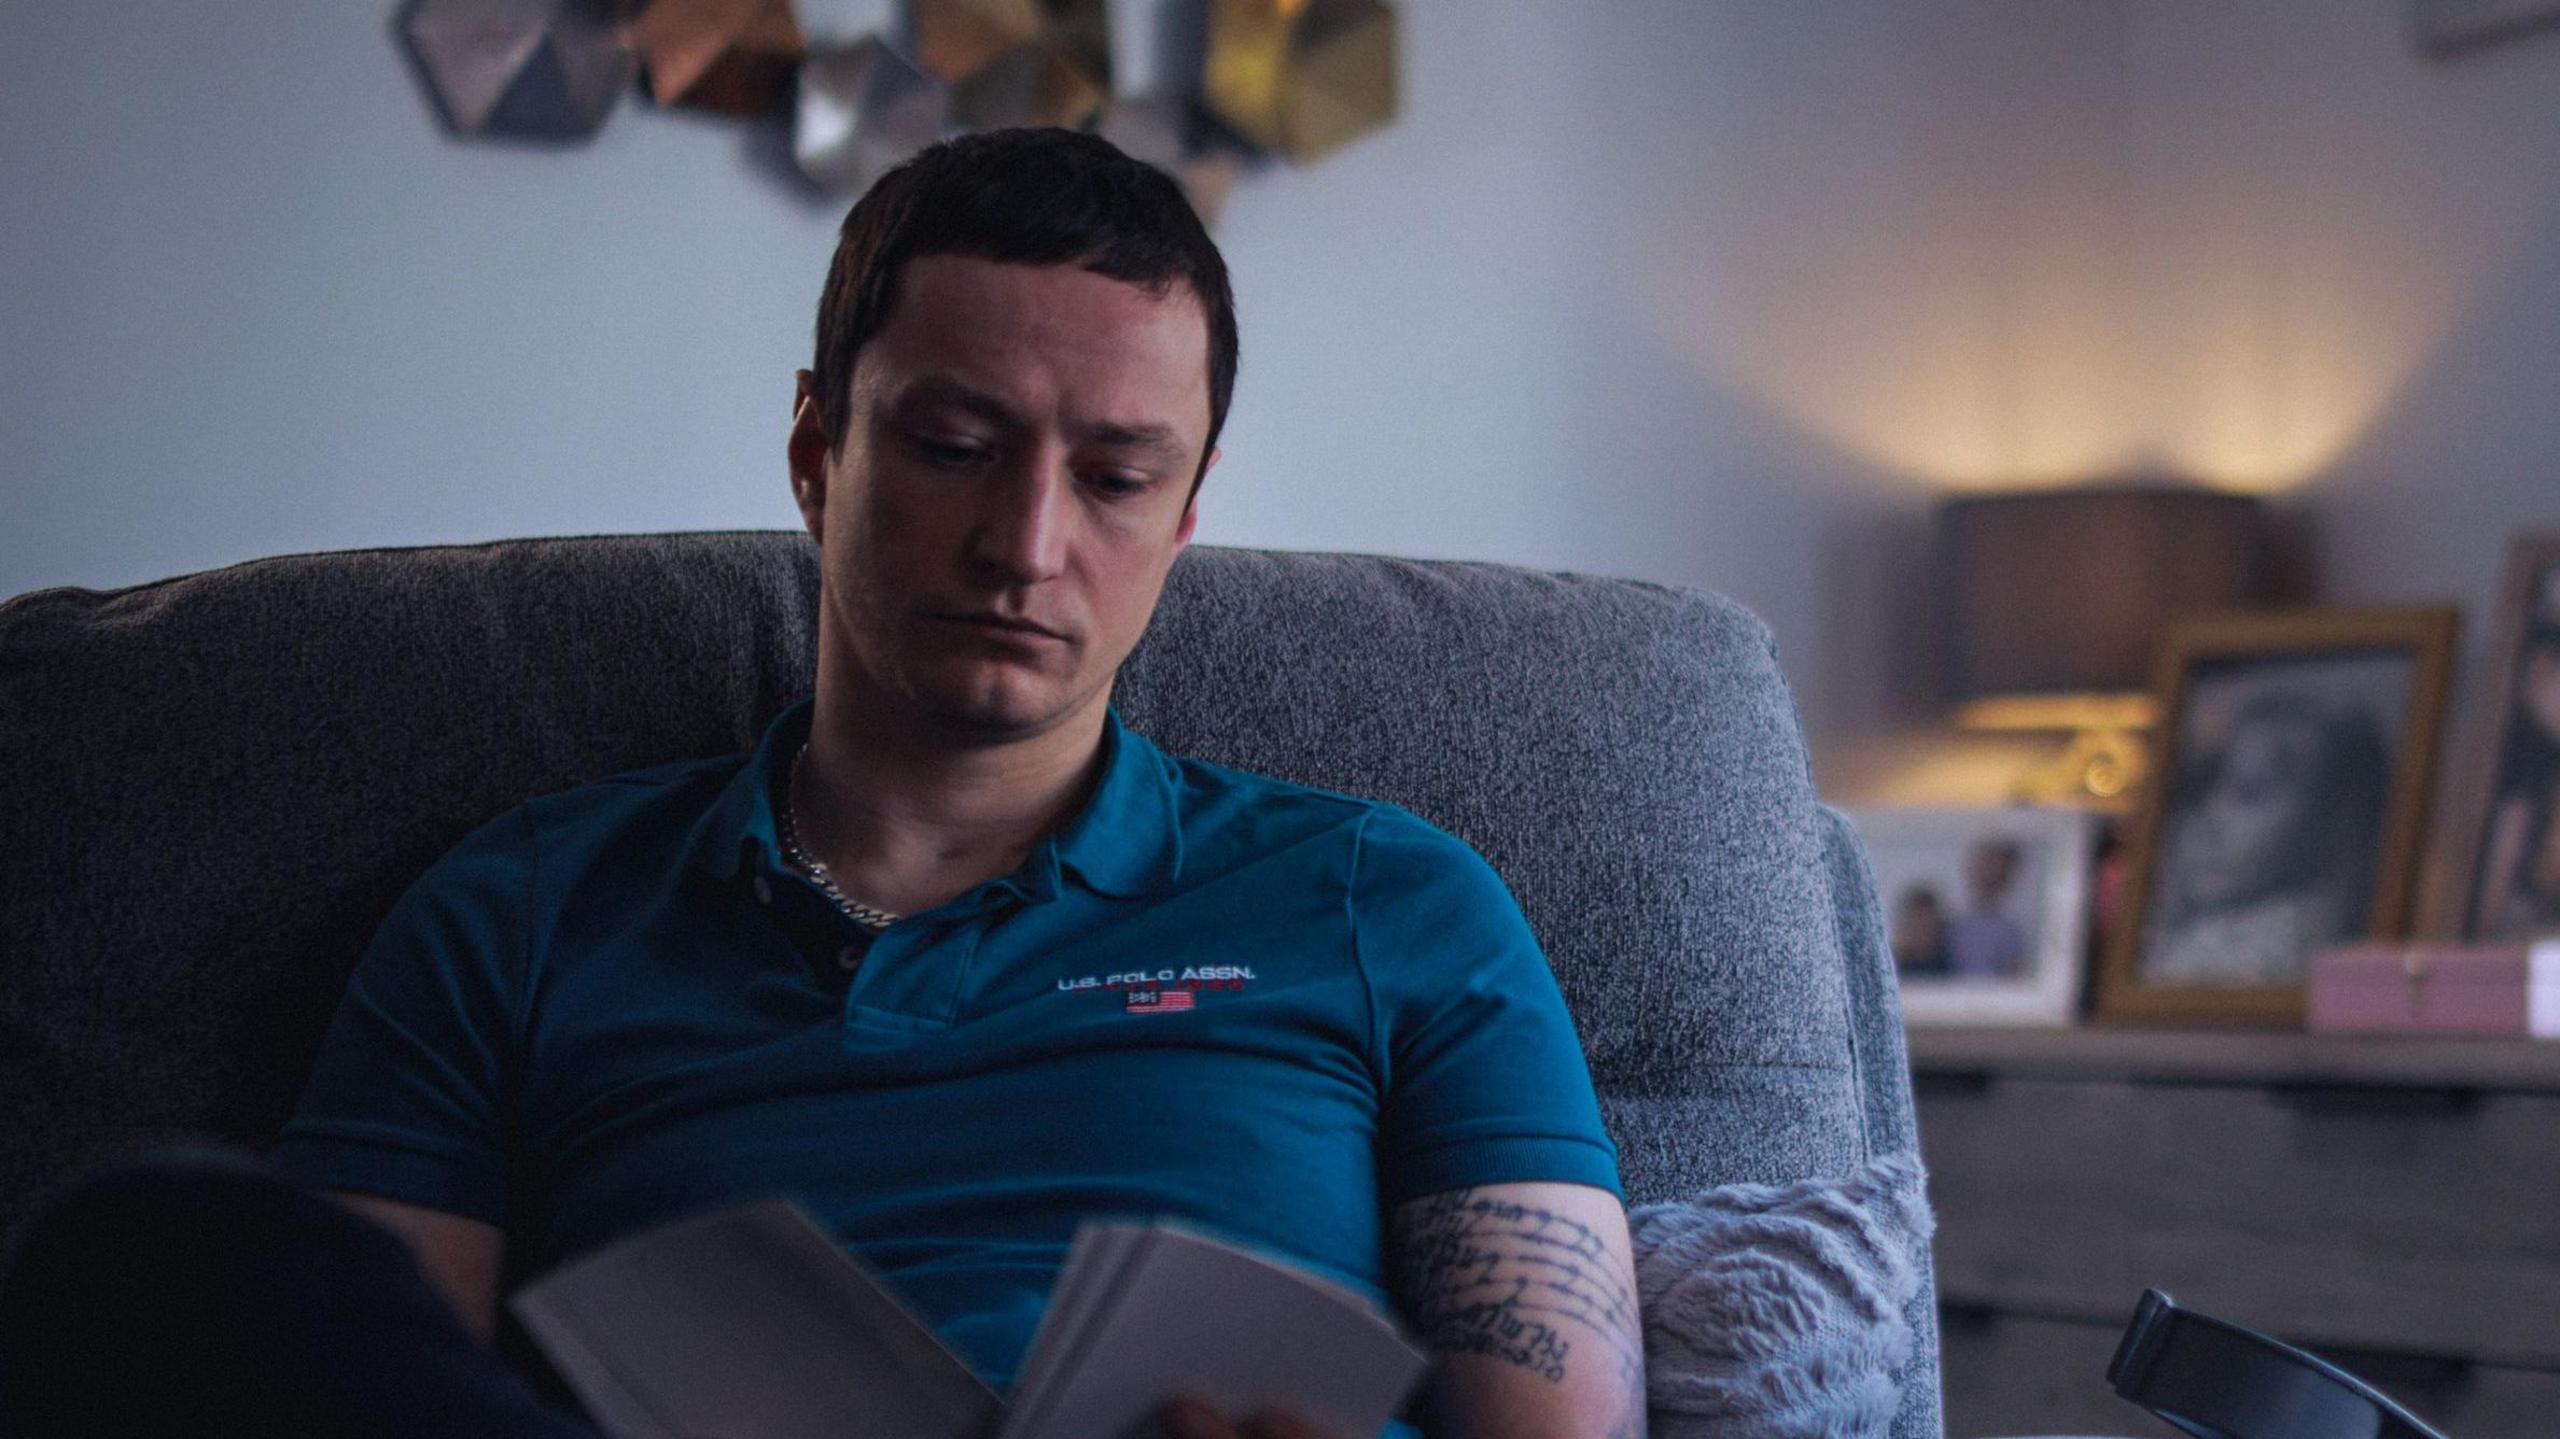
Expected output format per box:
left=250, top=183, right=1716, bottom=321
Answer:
left=2176, top=713, right=2324, bottom=910
left=1965, top=844, right=2019, bottom=905
left=790, top=255, right=1214, bottom=742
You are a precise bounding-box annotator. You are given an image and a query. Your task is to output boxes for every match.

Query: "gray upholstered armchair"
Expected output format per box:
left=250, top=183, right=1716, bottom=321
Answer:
left=0, top=535, right=1941, bottom=1437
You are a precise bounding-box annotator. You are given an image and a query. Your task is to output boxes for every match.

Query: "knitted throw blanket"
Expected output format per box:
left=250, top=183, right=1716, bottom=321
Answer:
left=1628, top=1151, right=1936, bottom=1439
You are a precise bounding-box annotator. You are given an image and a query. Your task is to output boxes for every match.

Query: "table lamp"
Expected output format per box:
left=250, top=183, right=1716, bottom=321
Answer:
left=1937, top=484, right=2271, bottom=808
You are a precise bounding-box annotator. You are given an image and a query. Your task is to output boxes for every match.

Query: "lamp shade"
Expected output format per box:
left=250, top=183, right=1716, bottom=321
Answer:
left=1938, top=486, right=2271, bottom=710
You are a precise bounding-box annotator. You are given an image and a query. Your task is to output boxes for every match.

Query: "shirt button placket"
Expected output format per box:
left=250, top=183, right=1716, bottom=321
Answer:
left=842, top=925, right=906, bottom=1011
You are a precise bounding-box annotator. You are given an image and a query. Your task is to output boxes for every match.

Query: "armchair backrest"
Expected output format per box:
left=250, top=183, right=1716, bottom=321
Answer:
left=0, top=533, right=1936, bottom=1436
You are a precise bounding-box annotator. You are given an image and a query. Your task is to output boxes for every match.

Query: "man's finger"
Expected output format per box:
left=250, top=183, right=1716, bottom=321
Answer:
left=1159, top=1394, right=1238, bottom=1439
left=1237, top=1408, right=1333, bottom=1439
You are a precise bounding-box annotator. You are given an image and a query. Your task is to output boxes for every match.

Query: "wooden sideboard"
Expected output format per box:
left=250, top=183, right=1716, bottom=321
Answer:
left=1910, top=1027, right=2560, bottom=1439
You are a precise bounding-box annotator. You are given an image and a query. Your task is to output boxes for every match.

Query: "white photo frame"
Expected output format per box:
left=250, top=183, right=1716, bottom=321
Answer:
left=1846, top=805, right=2098, bottom=1027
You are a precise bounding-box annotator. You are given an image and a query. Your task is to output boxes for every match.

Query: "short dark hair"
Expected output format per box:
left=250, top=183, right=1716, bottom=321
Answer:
left=810, top=127, right=1238, bottom=495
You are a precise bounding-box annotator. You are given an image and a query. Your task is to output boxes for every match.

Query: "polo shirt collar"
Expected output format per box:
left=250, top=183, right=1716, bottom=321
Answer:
left=680, top=699, right=807, bottom=887
left=1051, top=705, right=1184, bottom=899
left=680, top=698, right=1182, bottom=902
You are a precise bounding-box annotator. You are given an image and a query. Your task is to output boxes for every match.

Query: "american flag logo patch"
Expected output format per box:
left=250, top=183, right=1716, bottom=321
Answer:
left=1125, top=988, right=1196, bottom=1015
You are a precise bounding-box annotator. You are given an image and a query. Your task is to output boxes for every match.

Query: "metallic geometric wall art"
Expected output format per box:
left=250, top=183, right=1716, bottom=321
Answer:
left=395, top=0, right=1400, bottom=204
left=910, top=0, right=1111, bottom=130
left=399, top=0, right=636, bottom=141
left=1094, top=96, right=1245, bottom=225
left=1202, top=0, right=1396, bottom=164
left=632, top=0, right=806, bottom=116
left=795, top=39, right=950, bottom=195
left=910, top=0, right=1105, bottom=83
left=952, top=39, right=1108, bottom=129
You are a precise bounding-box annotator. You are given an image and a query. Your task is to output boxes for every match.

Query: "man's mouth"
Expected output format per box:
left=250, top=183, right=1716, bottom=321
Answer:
left=939, top=612, right=1067, bottom=642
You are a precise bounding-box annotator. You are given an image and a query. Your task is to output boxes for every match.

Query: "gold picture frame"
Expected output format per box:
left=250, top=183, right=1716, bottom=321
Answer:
left=2422, top=532, right=2560, bottom=941
left=2095, top=608, right=2459, bottom=1027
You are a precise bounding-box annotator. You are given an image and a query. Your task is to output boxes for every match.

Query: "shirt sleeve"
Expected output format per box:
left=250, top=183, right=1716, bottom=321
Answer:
left=1353, top=806, right=1623, bottom=1206
left=267, top=806, right=533, bottom=1225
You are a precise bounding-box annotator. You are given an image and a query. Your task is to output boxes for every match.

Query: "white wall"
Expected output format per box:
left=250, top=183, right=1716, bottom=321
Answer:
left=5, top=2, right=2555, bottom=791
left=0, top=0, right=2127, bottom=759
left=2121, top=0, right=2560, bottom=636
left=1204, top=1, right=2134, bottom=750
left=1840, top=0, right=2560, bottom=800
left=0, top=2, right=870, bottom=592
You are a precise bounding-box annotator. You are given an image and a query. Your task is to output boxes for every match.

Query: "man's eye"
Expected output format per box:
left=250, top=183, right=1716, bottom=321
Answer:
left=913, top=436, right=990, bottom=467
left=1084, top=473, right=1149, bottom=498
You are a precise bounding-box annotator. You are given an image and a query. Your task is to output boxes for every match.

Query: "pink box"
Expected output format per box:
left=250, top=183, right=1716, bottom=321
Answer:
left=2307, top=940, right=2560, bottom=1038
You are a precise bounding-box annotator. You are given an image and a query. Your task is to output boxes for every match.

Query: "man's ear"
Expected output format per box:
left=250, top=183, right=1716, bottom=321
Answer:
left=1174, top=446, right=1217, bottom=548
left=788, top=370, right=831, bottom=542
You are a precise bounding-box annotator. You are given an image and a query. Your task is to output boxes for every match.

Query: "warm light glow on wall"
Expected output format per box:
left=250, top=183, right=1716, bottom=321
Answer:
left=2119, top=185, right=2508, bottom=492
left=1643, top=231, right=2501, bottom=496
left=1673, top=249, right=2158, bottom=493
left=1619, top=104, right=2522, bottom=497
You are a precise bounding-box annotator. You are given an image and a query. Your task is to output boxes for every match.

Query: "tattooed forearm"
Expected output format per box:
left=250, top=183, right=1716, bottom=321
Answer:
left=1387, top=1186, right=1645, bottom=1405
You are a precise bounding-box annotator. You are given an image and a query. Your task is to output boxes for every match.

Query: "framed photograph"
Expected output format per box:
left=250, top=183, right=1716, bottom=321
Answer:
left=2097, top=609, right=2460, bottom=1026
left=1847, top=806, right=2098, bottom=1027
left=2425, top=533, right=2560, bottom=942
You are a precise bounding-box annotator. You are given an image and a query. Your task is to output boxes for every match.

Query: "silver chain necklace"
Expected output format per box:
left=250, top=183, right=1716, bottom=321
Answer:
left=778, top=743, right=901, bottom=932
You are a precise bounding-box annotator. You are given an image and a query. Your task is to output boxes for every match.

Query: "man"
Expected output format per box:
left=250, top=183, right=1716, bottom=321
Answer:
left=0, top=129, right=1639, bottom=1439
left=1944, top=841, right=2026, bottom=979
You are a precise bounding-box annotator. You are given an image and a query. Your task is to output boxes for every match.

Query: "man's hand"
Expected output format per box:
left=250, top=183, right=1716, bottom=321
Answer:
left=327, top=1190, right=506, bottom=1344
left=1385, top=1181, right=1646, bottom=1439
left=1157, top=1395, right=1334, bottom=1439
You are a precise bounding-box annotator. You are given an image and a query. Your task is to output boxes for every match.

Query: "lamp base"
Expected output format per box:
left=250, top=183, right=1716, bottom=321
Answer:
left=1952, top=693, right=2156, bottom=812
left=2010, top=725, right=2150, bottom=812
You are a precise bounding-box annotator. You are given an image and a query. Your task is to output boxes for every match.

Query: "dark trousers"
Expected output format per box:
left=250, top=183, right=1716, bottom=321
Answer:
left=0, top=1146, right=600, bottom=1439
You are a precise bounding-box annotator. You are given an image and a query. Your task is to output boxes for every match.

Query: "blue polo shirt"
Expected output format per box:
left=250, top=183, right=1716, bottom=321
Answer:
left=274, top=699, right=1620, bottom=1389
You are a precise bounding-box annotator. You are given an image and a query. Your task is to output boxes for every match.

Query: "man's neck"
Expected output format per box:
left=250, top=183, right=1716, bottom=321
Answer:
left=790, top=673, right=1109, bottom=919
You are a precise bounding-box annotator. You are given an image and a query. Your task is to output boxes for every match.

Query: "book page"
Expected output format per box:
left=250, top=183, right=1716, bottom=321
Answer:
left=1002, top=1223, right=1145, bottom=1414
left=1000, top=1223, right=1428, bottom=1439
left=512, top=1201, right=999, bottom=1439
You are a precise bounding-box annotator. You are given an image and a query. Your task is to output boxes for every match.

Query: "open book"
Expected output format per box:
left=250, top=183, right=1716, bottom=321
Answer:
left=511, top=1201, right=1430, bottom=1439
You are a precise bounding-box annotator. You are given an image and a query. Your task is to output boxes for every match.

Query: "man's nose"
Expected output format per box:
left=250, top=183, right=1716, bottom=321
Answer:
left=968, top=450, right=1071, bottom=583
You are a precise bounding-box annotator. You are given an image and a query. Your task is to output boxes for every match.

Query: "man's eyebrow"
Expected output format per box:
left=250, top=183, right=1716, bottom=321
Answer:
left=895, top=376, right=1186, bottom=459
left=893, top=376, right=1020, bottom=427
left=1080, top=420, right=1185, bottom=458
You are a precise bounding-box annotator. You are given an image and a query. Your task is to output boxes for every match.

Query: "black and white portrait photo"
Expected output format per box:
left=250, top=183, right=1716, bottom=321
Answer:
left=2138, top=653, right=2407, bottom=985
left=2471, top=562, right=2560, bottom=938
left=2437, top=536, right=2560, bottom=943
left=2101, top=609, right=2457, bottom=1025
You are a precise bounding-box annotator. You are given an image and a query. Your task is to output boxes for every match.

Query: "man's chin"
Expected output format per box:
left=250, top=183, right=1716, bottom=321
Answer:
left=910, top=671, right=1088, bottom=742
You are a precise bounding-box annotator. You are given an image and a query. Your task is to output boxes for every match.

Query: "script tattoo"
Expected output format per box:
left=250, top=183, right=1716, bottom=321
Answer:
left=1387, top=1186, right=1646, bottom=1437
